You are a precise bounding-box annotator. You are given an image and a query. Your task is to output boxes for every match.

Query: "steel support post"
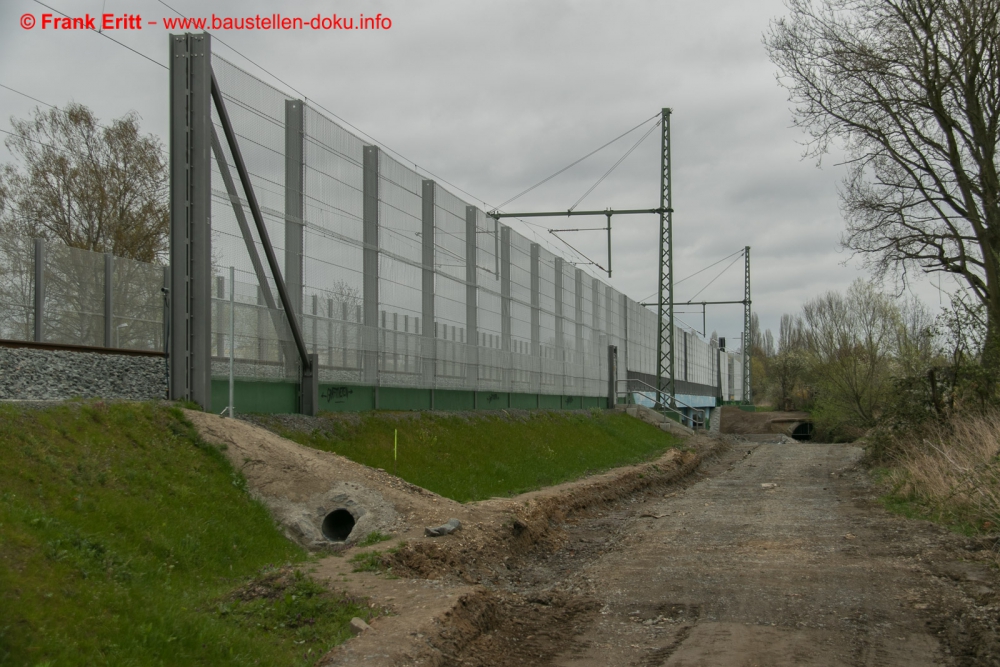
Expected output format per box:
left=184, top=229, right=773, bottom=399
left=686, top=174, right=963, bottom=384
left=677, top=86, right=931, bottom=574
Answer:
left=554, top=257, right=564, bottom=355
left=656, top=108, right=675, bottom=406
left=33, top=238, right=44, bottom=342
left=683, top=330, right=689, bottom=381
left=228, top=265, right=234, bottom=417
left=104, top=253, right=114, bottom=348
left=421, top=180, right=436, bottom=389
left=500, top=225, right=512, bottom=389
left=215, top=275, right=225, bottom=357
left=285, top=99, right=315, bottom=412
left=607, top=344, right=618, bottom=408
left=530, top=242, right=540, bottom=391
left=605, top=285, right=615, bottom=391
left=465, top=206, right=479, bottom=391
left=284, top=100, right=305, bottom=319
left=362, top=146, right=380, bottom=387
left=743, top=245, right=752, bottom=404
left=574, top=268, right=584, bottom=380
left=169, top=32, right=213, bottom=409
left=592, top=277, right=601, bottom=389
left=554, top=257, right=565, bottom=395
left=716, top=341, right=723, bottom=402
left=622, top=296, right=629, bottom=377
left=162, top=266, right=170, bottom=394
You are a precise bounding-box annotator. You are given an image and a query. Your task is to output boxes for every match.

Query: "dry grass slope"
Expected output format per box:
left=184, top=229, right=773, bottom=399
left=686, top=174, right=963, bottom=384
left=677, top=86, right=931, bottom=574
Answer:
left=882, top=411, right=1000, bottom=535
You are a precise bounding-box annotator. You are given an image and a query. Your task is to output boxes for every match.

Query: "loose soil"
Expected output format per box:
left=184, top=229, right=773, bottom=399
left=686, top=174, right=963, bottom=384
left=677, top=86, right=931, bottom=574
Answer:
left=185, top=412, right=1000, bottom=666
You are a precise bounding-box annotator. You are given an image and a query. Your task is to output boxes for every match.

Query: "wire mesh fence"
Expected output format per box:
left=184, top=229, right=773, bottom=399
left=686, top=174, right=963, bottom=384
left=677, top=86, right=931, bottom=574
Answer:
left=0, top=52, right=745, bottom=404
left=0, top=232, right=167, bottom=352
left=205, top=54, right=746, bottom=401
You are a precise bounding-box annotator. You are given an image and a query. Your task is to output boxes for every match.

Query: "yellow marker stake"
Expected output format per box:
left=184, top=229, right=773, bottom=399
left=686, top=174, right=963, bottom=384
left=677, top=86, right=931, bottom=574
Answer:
left=394, top=429, right=398, bottom=476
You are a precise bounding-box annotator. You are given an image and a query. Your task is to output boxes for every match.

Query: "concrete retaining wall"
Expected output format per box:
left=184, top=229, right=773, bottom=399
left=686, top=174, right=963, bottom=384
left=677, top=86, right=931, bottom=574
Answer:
left=0, top=346, right=166, bottom=401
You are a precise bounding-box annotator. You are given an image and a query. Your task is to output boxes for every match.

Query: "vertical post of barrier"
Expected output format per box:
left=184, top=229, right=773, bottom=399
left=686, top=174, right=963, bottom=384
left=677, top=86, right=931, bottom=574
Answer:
left=575, top=268, right=583, bottom=392
left=421, top=180, right=436, bottom=396
left=33, top=238, right=44, bottom=342
left=285, top=100, right=307, bottom=400
left=362, top=146, right=380, bottom=389
left=622, top=296, right=629, bottom=380
left=162, top=266, right=170, bottom=397
left=215, top=275, right=224, bottom=357
left=104, top=253, right=114, bottom=348
left=465, top=206, right=479, bottom=393
left=311, top=294, right=318, bottom=356
left=169, top=32, right=213, bottom=410
left=607, top=344, right=618, bottom=408
left=605, top=285, right=615, bottom=394
left=554, top=257, right=565, bottom=397
left=284, top=100, right=305, bottom=323
left=530, top=242, right=540, bottom=393
left=327, top=298, right=333, bottom=366
left=500, top=225, right=511, bottom=392
left=228, top=265, right=234, bottom=417
left=592, top=277, right=600, bottom=395
left=716, top=339, right=723, bottom=402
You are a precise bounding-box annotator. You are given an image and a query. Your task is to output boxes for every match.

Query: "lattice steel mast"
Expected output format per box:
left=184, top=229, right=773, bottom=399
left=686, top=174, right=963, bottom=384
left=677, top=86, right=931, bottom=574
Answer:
left=657, top=108, right=674, bottom=405
left=743, top=245, right=752, bottom=404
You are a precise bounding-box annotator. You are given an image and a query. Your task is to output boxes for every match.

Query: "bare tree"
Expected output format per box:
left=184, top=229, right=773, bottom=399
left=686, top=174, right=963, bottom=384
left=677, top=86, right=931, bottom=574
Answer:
left=771, top=313, right=808, bottom=409
left=765, top=0, right=1000, bottom=367
left=0, top=103, right=168, bottom=263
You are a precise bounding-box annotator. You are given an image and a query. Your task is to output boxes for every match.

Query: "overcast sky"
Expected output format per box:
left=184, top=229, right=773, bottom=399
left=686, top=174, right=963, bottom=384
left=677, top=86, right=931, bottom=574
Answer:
left=0, top=0, right=952, bottom=344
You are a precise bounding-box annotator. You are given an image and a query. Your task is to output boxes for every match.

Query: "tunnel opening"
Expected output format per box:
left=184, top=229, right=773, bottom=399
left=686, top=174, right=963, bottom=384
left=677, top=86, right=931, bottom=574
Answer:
left=792, top=422, right=814, bottom=441
left=321, top=508, right=356, bottom=542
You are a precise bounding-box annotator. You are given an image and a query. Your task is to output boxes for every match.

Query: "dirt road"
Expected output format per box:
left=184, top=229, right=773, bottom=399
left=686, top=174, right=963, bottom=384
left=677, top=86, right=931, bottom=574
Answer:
left=414, top=438, right=997, bottom=667
left=522, top=440, right=998, bottom=667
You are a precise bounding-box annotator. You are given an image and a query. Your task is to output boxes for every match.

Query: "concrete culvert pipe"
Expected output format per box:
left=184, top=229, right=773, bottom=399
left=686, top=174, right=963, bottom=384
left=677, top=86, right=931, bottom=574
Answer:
left=790, top=422, right=814, bottom=441
left=768, top=418, right=814, bottom=441
left=322, top=508, right=356, bottom=542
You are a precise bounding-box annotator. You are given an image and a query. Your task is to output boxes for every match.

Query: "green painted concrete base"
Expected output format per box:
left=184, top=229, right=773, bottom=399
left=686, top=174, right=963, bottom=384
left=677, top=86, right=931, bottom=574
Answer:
left=211, top=380, right=298, bottom=415
left=211, top=380, right=609, bottom=415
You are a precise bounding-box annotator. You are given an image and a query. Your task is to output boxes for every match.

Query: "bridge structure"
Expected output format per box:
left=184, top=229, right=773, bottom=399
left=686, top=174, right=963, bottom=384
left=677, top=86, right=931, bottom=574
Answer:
left=165, top=32, right=750, bottom=418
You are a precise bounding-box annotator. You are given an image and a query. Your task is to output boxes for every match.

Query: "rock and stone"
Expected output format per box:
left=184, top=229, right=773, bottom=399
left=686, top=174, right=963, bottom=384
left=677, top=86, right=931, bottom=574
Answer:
left=348, top=617, right=370, bottom=635
left=0, top=346, right=166, bottom=401
left=424, top=518, right=462, bottom=537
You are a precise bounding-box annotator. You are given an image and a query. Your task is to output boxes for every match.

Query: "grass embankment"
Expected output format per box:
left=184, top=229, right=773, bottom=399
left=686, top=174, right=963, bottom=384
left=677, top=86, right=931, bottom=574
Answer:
left=263, top=409, right=681, bottom=503
left=0, top=402, right=377, bottom=667
left=875, top=411, right=1000, bottom=537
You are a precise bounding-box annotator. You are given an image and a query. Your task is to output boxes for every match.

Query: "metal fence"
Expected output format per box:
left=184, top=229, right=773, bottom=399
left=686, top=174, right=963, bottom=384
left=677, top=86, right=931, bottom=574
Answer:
left=204, top=54, right=745, bottom=401
left=0, top=45, right=745, bottom=405
left=0, top=233, right=166, bottom=351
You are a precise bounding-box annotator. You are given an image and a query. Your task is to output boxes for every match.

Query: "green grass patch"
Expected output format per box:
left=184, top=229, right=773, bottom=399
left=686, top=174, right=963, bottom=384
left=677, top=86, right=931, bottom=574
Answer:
left=218, top=565, right=376, bottom=651
left=349, top=542, right=405, bottom=575
left=877, top=492, right=984, bottom=537
left=356, top=531, right=392, bottom=547
left=266, top=410, right=681, bottom=502
left=872, top=466, right=986, bottom=537
left=349, top=550, right=388, bottom=573
left=0, top=401, right=375, bottom=666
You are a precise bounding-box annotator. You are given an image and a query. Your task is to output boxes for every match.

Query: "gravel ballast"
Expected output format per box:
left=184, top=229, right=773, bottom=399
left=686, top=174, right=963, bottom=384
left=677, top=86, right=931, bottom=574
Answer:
left=0, top=346, right=167, bottom=401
